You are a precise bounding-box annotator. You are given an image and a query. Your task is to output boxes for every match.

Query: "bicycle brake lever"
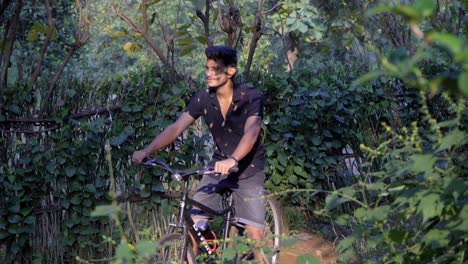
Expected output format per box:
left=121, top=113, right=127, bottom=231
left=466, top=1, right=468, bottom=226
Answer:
left=203, top=165, right=237, bottom=175
left=141, top=157, right=156, bottom=166
left=172, top=172, right=182, bottom=181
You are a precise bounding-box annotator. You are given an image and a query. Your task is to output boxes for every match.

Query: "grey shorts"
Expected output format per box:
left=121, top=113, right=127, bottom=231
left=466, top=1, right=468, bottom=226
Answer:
left=191, top=172, right=266, bottom=229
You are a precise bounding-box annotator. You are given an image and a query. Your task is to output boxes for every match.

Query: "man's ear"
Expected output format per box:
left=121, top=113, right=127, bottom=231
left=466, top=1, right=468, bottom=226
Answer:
left=227, top=66, right=237, bottom=78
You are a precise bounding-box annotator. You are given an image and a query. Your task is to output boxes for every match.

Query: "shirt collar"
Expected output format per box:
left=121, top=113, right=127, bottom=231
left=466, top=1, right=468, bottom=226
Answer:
left=208, top=83, right=241, bottom=103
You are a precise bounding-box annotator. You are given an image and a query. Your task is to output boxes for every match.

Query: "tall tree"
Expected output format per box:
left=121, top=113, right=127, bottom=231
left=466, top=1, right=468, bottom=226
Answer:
left=0, top=0, right=22, bottom=115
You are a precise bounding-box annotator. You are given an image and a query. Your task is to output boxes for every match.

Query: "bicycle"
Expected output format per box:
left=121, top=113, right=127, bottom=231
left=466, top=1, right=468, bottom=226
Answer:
left=141, top=157, right=283, bottom=263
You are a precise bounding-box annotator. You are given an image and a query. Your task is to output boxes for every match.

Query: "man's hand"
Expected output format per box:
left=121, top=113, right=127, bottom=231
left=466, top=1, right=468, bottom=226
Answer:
left=132, top=150, right=149, bottom=164
left=214, top=158, right=237, bottom=175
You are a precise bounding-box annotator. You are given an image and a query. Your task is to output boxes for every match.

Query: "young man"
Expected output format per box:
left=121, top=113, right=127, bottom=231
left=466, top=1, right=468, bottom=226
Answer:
left=132, top=45, right=266, bottom=262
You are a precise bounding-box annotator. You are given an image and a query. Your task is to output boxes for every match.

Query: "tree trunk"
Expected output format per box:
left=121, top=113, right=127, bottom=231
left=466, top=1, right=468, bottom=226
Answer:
left=0, top=0, right=22, bottom=115
left=244, top=0, right=264, bottom=80
left=195, top=0, right=212, bottom=46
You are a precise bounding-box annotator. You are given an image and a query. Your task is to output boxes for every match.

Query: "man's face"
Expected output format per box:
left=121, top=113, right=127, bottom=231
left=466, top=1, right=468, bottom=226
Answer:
left=205, top=59, right=235, bottom=88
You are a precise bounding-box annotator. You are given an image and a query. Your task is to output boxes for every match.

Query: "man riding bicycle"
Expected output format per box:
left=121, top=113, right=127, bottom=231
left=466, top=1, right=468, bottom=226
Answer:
left=132, top=45, right=266, bottom=263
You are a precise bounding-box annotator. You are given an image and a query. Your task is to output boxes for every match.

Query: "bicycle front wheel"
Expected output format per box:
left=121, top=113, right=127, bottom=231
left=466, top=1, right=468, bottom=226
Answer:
left=157, top=233, right=196, bottom=264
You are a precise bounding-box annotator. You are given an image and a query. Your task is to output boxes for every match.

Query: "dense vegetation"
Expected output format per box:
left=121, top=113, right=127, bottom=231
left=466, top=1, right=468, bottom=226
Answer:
left=0, top=0, right=466, bottom=263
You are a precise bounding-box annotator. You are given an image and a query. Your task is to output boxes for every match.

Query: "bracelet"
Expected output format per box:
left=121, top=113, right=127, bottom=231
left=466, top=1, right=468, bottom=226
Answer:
left=228, top=155, right=239, bottom=167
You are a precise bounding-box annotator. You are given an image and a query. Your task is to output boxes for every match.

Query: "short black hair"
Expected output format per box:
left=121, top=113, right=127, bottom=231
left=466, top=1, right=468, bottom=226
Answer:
left=205, top=46, right=237, bottom=67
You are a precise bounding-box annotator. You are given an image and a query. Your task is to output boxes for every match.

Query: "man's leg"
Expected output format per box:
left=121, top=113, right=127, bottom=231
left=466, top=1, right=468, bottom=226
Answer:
left=190, top=175, right=229, bottom=258
left=246, top=224, right=265, bottom=264
left=232, top=172, right=267, bottom=263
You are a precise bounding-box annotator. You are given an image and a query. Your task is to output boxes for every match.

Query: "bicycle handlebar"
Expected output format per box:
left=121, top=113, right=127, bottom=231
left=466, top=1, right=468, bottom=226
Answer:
left=141, top=157, right=238, bottom=182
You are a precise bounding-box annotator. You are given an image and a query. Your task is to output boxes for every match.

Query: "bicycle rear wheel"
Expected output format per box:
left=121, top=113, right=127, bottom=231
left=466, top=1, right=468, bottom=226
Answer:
left=264, top=196, right=283, bottom=263
left=234, top=195, right=284, bottom=263
left=157, top=233, right=196, bottom=264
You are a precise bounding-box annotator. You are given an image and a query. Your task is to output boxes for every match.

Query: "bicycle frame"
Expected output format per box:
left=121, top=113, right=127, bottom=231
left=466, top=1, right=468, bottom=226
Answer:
left=171, top=178, right=236, bottom=262
left=142, top=157, right=238, bottom=262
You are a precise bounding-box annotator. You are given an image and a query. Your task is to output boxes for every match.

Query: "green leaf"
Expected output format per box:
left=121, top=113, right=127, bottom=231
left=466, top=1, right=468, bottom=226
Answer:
left=282, top=237, right=298, bottom=248
left=325, top=192, right=340, bottom=210
left=427, top=32, right=462, bottom=55
left=0, top=218, right=7, bottom=229
left=458, top=72, right=468, bottom=97
left=65, top=166, right=76, bottom=177
left=0, top=230, right=9, bottom=239
left=311, top=136, right=322, bottom=146
left=136, top=240, right=157, bottom=257
left=46, top=160, right=56, bottom=174
left=289, top=175, right=298, bottom=185
left=455, top=204, right=468, bottom=232
left=365, top=6, right=392, bottom=17
left=80, top=226, right=98, bottom=235
left=64, top=218, right=77, bottom=228
left=236, top=243, right=250, bottom=254
left=116, top=240, right=134, bottom=261
left=339, top=186, right=356, bottom=200
left=180, top=45, right=196, bottom=56
left=412, top=0, right=435, bottom=17
left=110, top=134, right=128, bottom=146
left=422, top=229, right=450, bottom=249
left=393, top=5, right=422, bottom=22
left=8, top=214, right=21, bottom=224
left=8, top=224, right=19, bottom=234
left=195, top=36, right=207, bottom=45
left=84, top=184, right=96, bottom=193
left=388, top=229, right=408, bottom=244
left=323, top=130, right=333, bottom=138
left=8, top=204, right=20, bottom=213
left=437, top=129, right=465, bottom=151
left=277, top=152, right=288, bottom=167
left=337, top=236, right=356, bottom=253
left=271, top=173, right=283, bottom=185
left=70, top=195, right=82, bottom=205
left=222, top=248, right=236, bottom=260
left=418, top=193, right=442, bottom=222
left=411, top=154, right=436, bottom=176
left=295, top=254, right=320, bottom=264
left=293, top=166, right=308, bottom=178
left=23, top=215, right=34, bottom=225
left=27, top=30, right=39, bottom=42
left=91, top=205, right=120, bottom=217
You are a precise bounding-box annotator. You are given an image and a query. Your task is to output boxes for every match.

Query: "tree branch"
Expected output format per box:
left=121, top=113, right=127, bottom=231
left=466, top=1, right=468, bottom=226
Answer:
left=194, top=0, right=212, bottom=46
left=30, top=0, right=55, bottom=85
left=0, top=0, right=13, bottom=20
left=39, top=0, right=90, bottom=117
left=110, top=0, right=170, bottom=68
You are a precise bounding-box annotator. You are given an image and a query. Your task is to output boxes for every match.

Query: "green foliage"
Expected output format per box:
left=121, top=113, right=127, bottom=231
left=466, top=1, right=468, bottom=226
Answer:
left=1, top=0, right=467, bottom=262
left=0, top=68, right=208, bottom=261
left=332, top=98, right=467, bottom=263
left=256, top=59, right=393, bottom=207
left=323, top=3, right=468, bottom=263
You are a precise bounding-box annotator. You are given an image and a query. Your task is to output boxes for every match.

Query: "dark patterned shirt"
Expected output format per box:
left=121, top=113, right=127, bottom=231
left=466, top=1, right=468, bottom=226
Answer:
left=185, top=83, right=266, bottom=179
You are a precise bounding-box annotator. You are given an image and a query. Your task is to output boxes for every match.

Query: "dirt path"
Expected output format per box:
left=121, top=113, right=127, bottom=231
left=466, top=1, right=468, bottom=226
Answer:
left=278, top=232, right=336, bottom=264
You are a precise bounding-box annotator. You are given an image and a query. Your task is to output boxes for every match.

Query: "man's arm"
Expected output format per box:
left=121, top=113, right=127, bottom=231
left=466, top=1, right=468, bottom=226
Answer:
left=215, top=115, right=262, bottom=174
left=132, top=112, right=195, bottom=163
